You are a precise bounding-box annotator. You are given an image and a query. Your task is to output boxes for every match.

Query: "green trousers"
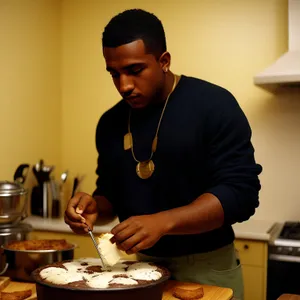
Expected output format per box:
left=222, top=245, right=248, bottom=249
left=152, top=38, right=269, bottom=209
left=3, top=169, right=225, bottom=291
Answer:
left=137, top=243, right=243, bottom=300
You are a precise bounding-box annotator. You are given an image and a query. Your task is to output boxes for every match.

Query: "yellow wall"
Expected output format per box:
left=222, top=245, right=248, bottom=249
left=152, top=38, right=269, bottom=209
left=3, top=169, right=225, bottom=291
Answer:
left=2, top=0, right=300, bottom=222
left=0, top=0, right=61, bottom=188
left=61, top=0, right=300, bottom=222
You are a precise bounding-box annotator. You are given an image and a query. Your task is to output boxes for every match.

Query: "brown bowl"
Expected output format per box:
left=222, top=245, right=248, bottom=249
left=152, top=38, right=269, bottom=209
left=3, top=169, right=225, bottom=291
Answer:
left=31, top=260, right=170, bottom=300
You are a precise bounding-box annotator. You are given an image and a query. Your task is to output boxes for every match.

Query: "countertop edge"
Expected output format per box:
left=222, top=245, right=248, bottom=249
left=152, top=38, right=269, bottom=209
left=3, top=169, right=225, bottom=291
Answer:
left=26, top=216, right=277, bottom=242
left=234, top=232, right=271, bottom=241
left=25, top=216, right=118, bottom=234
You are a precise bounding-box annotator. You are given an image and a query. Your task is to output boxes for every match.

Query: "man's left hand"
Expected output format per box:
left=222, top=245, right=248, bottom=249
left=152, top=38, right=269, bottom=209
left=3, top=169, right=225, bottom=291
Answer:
left=110, top=213, right=170, bottom=254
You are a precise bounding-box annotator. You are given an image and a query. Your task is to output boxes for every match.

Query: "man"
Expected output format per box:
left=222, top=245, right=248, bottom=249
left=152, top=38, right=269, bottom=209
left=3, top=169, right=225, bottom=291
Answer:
left=65, top=9, right=262, bottom=300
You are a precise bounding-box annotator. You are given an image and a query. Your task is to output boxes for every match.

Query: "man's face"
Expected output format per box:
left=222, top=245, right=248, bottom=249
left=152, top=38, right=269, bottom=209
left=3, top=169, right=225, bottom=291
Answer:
left=103, top=40, right=166, bottom=109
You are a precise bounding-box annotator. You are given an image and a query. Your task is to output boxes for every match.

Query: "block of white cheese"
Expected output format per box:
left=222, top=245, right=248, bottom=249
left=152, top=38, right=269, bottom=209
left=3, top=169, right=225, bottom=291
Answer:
left=97, top=233, right=123, bottom=267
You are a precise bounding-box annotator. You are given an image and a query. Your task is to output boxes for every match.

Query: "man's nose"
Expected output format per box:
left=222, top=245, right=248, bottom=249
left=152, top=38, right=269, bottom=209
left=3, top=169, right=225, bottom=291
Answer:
left=119, top=75, right=134, bottom=97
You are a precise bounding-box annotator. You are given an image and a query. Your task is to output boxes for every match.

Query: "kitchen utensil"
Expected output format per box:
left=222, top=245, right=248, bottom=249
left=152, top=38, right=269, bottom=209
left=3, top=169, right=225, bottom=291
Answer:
left=0, top=241, right=75, bottom=282
left=71, top=177, right=79, bottom=198
left=77, top=213, right=106, bottom=268
left=50, top=179, right=60, bottom=218
left=32, top=160, right=44, bottom=185
left=60, top=171, right=68, bottom=186
left=86, top=225, right=106, bottom=268
left=0, top=181, right=28, bottom=225
left=32, top=263, right=170, bottom=300
left=30, top=185, right=43, bottom=217
left=31, top=160, right=55, bottom=218
left=71, top=175, right=85, bottom=198
left=32, top=160, right=54, bottom=186
left=34, top=159, right=43, bottom=172
left=13, top=164, right=30, bottom=185
left=43, top=181, right=54, bottom=219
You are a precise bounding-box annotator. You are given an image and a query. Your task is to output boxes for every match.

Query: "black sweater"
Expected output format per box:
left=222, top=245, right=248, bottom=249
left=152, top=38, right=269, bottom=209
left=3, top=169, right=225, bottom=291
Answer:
left=93, top=75, right=262, bottom=257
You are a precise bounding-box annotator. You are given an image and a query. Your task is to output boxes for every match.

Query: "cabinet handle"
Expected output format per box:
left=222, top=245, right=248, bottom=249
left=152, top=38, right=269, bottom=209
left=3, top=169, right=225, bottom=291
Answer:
left=244, top=244, right=249, bottom=250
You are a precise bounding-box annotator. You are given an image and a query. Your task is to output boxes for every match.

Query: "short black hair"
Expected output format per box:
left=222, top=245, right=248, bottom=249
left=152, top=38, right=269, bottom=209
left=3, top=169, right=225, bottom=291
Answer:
left=102, top=9, right=167, bottom=58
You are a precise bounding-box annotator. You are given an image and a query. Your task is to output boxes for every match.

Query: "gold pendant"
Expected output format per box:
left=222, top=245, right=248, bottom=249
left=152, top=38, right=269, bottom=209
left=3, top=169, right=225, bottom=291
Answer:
left=152, top=136, right=158, bottom=153
left=136, top=160, right=155, bottom=179
left=124, top=133, right=133, bottom=150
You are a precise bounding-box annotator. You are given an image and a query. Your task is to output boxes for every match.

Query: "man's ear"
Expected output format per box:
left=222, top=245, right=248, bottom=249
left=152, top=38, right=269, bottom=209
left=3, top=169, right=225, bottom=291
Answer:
left=159, top=52, right=171, bottom=73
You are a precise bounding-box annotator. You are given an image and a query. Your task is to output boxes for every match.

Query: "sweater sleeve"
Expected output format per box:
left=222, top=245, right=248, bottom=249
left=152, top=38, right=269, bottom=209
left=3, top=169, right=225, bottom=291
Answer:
left=204, top=89, right=262, bottom=225
left=92, top=113, right=114, bottom=201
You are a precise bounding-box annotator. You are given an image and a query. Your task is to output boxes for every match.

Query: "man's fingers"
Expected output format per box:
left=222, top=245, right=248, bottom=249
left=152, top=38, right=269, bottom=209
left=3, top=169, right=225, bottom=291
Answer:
left=65, top=193, right=84, bottom=221
left=117, top=233, right=146, bottom=253
left=64, top=192, right=97, bottom=235
left=74, top=193, right=94, bottom=214
left=126, top=241, right=147, bottom=254
left=65, top=192, right=93, bottom=221
left=112, top=226, right=136, bottom=245
left=64, top=213, right=88, bottom=234
left=111, top=218, right=131, bottom=236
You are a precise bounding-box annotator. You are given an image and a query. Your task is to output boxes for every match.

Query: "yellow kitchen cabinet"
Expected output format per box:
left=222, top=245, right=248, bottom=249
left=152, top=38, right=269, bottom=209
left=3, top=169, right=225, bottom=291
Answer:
left=235, top=239, right=268, bottom=300
left=30, top=230, right=97, bottom=258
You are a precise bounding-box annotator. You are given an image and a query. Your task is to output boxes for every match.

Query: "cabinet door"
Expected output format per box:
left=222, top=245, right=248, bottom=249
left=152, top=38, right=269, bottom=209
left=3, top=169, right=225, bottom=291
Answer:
left=242, top=265, right=264, bottom=300
left=235, top=239, right=266, bottom=267
left=235, top=239, right=267, bottom=300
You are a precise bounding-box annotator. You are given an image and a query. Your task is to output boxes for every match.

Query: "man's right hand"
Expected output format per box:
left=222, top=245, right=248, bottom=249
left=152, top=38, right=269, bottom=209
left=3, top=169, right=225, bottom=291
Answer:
left=64, top=192, right=98, bottom=234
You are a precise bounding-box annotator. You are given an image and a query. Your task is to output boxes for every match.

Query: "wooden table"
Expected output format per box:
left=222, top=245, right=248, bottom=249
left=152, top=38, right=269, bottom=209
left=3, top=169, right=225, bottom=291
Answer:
left=0, top=277, right=37, bottom=299
left=163, top=280, right=233, bottom=300
left=0, top=277, right=233, bottom=300
left=277, top=295, right=300, bottom=300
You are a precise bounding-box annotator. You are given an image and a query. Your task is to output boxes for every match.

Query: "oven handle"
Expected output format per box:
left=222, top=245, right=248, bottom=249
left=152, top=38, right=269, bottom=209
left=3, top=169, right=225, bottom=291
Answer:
left=269, top=254, right=300, bottom=263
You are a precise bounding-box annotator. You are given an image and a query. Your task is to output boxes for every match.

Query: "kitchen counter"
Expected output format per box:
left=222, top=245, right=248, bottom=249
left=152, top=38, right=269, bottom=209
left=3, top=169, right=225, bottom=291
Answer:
left=232, top=218, right=277, bottom=241
left=26, top=216, right=277, bottom=241
left=25, top=215, right=119, bottom=234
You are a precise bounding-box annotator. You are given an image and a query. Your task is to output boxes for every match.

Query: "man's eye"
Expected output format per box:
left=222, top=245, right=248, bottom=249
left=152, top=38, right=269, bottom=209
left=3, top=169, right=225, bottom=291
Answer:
left=130, top=68, right=143, bottom=75
left=110, top=72, right=119, bottom=78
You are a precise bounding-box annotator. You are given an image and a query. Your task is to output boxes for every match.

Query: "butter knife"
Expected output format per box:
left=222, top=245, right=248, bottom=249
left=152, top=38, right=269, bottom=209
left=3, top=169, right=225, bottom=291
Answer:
left=86, top=225, right=106, bottom=269
left=77, top=213, right=106, bottom=269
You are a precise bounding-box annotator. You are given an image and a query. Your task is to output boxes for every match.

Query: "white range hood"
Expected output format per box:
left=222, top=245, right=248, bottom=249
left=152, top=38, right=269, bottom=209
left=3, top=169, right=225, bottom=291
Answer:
left=254, top=0, right=300, bottom=84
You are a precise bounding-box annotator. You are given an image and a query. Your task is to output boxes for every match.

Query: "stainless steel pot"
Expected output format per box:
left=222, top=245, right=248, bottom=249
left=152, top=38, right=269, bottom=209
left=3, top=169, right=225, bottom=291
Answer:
left=0, top=181, right=28, bottom=225
left=0, top=242, right=75, bottom=282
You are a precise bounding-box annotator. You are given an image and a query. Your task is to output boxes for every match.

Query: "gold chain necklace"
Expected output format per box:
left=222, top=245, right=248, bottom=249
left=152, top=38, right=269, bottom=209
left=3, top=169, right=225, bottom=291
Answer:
left=124, top=74, right=180, bottom=179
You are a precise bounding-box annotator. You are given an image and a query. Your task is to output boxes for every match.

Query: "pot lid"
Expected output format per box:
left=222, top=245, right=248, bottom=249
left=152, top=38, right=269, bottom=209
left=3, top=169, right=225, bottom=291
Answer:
left=0, top=181, right=27, bottom=196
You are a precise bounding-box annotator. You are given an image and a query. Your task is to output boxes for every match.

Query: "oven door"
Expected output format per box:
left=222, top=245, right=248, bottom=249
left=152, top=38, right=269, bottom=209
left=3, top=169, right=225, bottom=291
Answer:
left=267, top=253, right=300, bottom=300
